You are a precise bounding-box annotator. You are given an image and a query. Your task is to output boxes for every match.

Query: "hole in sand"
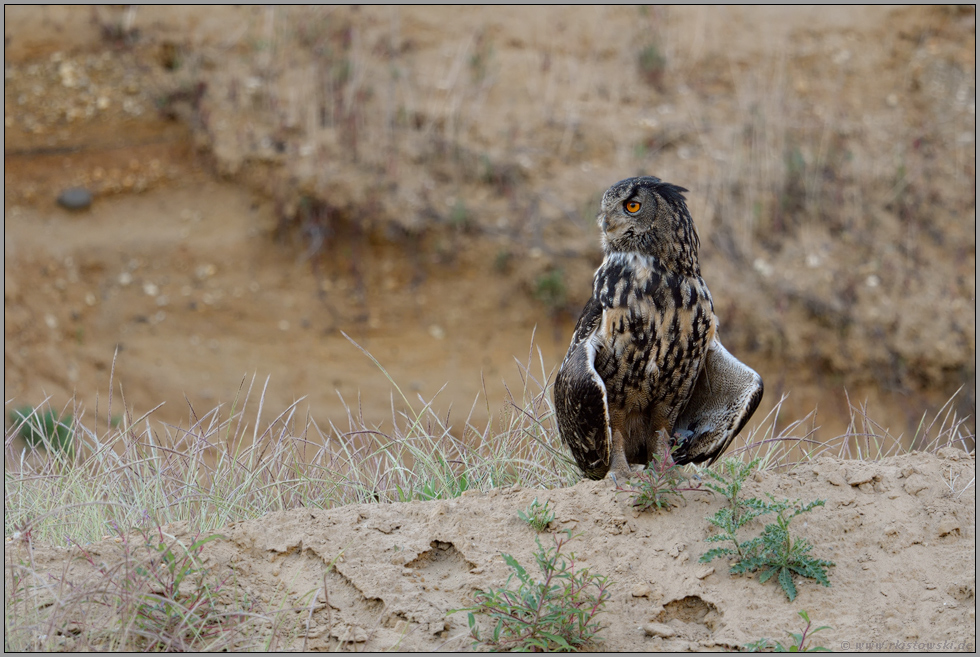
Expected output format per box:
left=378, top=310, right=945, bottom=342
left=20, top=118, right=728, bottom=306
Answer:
left=405, top=540, right=478, bottom=578
left=656, top=595, right=721, bottom=633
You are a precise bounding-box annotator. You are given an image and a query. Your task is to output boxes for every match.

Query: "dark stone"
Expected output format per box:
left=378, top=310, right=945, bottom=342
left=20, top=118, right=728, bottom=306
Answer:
left=57, top=187, right=93, bottom=211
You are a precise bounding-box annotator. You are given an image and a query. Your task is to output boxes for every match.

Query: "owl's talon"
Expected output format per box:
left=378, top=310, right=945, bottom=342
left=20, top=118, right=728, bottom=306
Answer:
left=670, top=428, right=695, bottom=447
left=607, top=467, right=635, bottom=489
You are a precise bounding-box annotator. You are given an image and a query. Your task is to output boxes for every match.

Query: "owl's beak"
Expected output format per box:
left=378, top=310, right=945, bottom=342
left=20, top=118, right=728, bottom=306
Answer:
left=598, top=213, right=608, bottom=232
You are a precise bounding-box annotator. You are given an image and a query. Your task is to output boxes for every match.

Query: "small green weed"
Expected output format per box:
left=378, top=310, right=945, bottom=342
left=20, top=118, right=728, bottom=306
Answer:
left=616, top=443, right=703, bottom=512
left=729, top=497, right=834, bottom=602
left=9, top=405, right=75, bottom=457
left=534, top=269, right=567, bottom=313
left=637, top=43, right=667, bottom=87
left=394, top=455, right=472, bottom=501
left=494, top=248, right=514, bottom=273
left=450, top=198, right=471, bottom=230
left=702, top=457, right=761, bottom=511
left=700, top=458, right=834, bottom=601
left=699, top=458, right=771, bottom=559
left=453, top=530, right=612, bottom=652
left=744, top=610, right=832, bottom=652
left=396, top=473, right=470, bottom=502
left=518, top=497, right=555, bottom=532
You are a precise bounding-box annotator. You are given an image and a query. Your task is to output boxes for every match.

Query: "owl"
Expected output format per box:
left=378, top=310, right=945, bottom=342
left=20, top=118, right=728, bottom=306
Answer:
left=554, top=176, right=763, bottom=482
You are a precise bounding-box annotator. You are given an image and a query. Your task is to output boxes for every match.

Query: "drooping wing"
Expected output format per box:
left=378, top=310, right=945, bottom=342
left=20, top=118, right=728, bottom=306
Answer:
left=671, top=337, right=763, bottom=466
left=554, top=296, right=612, bottom=480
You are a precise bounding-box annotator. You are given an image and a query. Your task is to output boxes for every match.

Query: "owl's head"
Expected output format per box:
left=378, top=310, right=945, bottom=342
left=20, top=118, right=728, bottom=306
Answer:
left=597, top=176, right=701, bottom=275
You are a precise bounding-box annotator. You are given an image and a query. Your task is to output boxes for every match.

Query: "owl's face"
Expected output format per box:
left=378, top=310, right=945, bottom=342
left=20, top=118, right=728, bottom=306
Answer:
left=596, top=176, right=700, bottom=274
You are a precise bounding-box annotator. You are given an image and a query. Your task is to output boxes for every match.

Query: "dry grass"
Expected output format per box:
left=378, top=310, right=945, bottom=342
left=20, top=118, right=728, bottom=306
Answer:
left=5, top=340, right=973, bottom=546
left=3, top=339, right=576, bottom=548
left=727, top=388, right=974, bottom=472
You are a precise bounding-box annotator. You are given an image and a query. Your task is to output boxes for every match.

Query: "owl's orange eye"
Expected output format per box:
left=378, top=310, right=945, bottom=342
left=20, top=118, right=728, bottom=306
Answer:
left=625, top=201, right=641, bottom=213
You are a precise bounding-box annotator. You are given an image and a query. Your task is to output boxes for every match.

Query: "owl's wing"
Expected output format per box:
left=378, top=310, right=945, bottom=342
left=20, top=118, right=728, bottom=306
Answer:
left=554, top=296, right=612, bottom=480
left=671, top=336, right=763, bottom=466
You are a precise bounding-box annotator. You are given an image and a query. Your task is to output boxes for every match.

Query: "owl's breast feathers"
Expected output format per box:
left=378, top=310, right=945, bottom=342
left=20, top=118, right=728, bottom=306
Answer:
left=555, top=252, right=715, bottom=477
left=588, top=252, right=715, bottom=414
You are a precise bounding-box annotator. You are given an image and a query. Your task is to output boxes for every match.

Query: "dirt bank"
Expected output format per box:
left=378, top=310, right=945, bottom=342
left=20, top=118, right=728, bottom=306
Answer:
left=8, top=450, right=975, bottom=651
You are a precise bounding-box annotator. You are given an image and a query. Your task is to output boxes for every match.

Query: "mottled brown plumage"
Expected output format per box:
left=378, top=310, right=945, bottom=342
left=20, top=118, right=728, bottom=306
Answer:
left=554, top=176, right=763, bottom=482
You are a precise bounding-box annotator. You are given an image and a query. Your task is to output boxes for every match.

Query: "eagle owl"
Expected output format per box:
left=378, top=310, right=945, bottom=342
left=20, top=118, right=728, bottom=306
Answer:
left=554, top=176, right=763, bottom=482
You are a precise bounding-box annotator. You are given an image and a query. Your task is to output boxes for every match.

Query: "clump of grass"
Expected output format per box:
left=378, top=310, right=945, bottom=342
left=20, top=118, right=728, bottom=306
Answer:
left=718, top=389, right=974, bottom=472
left=395, top=456, right=472, bottom=502
left=616, top=442, right=703, bottom=512
left=744, top=610, right=832, bottom=652
left=834, top=389, right=975, bottom=459
left=518, top=497, right=555, bottom=532
left=453, top=530, right=611, bottom=652
left=8, top=405, right=75, bottom=457
left=72, top=526, right=233, bottom=651
left=699, top=458, right=834, bottom=601
left=5, top=521, right=272, bottom=651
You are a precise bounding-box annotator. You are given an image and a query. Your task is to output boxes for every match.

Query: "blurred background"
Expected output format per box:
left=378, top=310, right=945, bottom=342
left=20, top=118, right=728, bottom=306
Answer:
left=4, top=6, right=975, bottom=449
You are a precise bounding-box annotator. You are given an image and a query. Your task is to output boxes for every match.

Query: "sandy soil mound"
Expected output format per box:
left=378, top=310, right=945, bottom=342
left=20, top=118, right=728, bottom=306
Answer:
left=12, top=450, right=974, bottom=651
